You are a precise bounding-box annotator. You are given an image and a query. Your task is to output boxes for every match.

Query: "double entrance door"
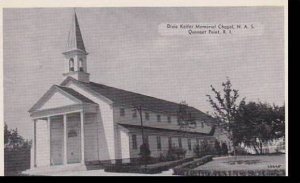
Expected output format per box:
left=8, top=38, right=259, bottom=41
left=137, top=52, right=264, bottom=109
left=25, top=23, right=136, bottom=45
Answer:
left=50, top=114, right=82, bottom=165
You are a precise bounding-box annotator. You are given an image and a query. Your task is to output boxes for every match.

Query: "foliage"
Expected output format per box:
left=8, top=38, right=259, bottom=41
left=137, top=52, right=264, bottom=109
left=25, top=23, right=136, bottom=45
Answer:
left=193, top=139, right=215, bottom=157
left=167, top=146, right=187, bottom=160
left=214, top=140, right=222, bottom=156
left=4, top=123, right=31, bottom=175
left=4, top=123, right=31, bottom=151
left=221, top=142, right=229, bottom=155
left=139, top=143, right=151, bottom=163
left=206, top=78, right=245, bottom=154
left=234, top=101, right=285, bottom=154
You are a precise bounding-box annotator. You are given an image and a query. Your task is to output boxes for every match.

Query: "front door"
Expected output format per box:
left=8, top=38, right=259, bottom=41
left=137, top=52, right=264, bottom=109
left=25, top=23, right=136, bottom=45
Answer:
left=50, top=116, right=64, bottom=165
left=67, top=113, right=81, bottom=164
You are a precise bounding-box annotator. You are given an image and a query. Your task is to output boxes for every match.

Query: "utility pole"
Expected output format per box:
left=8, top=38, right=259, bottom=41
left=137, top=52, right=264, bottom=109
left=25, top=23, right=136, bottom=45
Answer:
left=134, top=105, right=147, bottom=169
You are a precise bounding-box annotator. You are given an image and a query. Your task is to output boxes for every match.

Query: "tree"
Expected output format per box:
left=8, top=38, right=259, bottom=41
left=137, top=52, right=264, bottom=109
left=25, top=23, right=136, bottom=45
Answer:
left=234, top=101, right=285, bottom=154
left=221, top=142, right=229, bottom=155
left=206, top=78, right=245, bottom=155
left=214, top=140, right=222, bottom=155
left=139, top=142, right=151, bottom=165
left=4, top=123, right=31, bottom=150
left=4, top=123, right=31, bottom=175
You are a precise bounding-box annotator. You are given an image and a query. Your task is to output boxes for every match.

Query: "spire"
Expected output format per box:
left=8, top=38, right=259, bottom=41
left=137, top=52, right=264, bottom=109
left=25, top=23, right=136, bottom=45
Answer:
left=65, top=9, right=86, bottom=54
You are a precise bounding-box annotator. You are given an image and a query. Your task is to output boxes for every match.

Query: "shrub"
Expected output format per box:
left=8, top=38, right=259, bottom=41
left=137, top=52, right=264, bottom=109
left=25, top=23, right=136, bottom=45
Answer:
left=167, top=146, right=186, bottom=160
left=139, top=143, right=151, bottom=164
left=214, top=140, right=222, bottom=156
left=221, top=142, right=229, bottom=155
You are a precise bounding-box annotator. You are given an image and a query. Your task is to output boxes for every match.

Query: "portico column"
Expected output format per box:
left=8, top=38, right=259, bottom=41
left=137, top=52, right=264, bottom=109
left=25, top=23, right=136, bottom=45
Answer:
left=80, top=111, right=85, bottom=164
left=33, top=119, right=37, bottom=168
left=63, top=114, right=67, bottom=165
left=47, top=117, right=51, bottom=166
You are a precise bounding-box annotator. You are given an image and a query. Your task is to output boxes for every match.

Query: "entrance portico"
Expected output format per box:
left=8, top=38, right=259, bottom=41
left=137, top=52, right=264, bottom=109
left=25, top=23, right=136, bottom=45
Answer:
left=29, top=85, right=98, bottom=168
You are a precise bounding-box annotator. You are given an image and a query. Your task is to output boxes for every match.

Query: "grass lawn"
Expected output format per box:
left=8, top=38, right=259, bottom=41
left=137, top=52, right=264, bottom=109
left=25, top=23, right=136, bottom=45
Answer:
left=194, top=154, right=285, bottom=171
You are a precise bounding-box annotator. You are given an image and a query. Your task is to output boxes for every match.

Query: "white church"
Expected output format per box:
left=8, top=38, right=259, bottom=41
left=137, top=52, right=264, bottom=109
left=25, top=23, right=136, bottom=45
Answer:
left=27, top=11, right=228, bottom=172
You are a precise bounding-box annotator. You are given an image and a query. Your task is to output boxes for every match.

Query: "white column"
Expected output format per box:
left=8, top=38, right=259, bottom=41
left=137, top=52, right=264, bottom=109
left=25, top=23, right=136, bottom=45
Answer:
left=47, top=117, right=51, bottom=166
left=80, top=111, right=85, bottom=164
left=63, top=114, right=67, bottom=165
left=33, top=119, right=37, bottom=168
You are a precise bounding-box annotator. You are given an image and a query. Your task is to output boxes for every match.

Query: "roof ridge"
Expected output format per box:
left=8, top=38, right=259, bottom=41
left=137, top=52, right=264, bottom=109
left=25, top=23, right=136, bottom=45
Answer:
left=88, top=81, right=182, bottom=106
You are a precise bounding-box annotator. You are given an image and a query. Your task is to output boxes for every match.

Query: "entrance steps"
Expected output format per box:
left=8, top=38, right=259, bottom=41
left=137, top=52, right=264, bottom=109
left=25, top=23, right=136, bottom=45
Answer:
left=22, top=163, right=87, bottom=176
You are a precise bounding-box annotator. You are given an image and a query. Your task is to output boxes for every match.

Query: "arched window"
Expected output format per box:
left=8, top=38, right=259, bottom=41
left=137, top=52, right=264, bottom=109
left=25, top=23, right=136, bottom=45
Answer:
left=79, top=59, right=84, bottom=72
left=69, top=58, right=74, bottom=71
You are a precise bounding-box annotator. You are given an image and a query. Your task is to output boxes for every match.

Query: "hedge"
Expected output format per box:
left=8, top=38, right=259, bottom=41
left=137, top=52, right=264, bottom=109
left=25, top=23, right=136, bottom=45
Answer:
left=104, top=157, right=194, bottom=174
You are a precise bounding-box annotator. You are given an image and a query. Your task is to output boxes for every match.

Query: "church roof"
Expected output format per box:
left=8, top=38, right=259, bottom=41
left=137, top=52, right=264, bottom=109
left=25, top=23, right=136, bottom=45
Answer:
left=61, top=77, right=215, bottom=123
left=65, top=11, right=86, bottom=53
left=55, top=85, right=96, bottom=104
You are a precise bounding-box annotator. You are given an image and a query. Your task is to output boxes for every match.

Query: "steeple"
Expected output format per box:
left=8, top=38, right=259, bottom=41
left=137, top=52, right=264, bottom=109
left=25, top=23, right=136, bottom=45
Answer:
left=66, top=10, right=86, bottom=53
left=63, top=10, right=90, bottom=83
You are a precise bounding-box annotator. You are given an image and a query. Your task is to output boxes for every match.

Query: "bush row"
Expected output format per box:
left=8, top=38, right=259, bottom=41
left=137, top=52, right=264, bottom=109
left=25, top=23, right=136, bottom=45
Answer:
left=173, top=155, right=213, bottom=171
left=104, top=157, right=194, bottom=174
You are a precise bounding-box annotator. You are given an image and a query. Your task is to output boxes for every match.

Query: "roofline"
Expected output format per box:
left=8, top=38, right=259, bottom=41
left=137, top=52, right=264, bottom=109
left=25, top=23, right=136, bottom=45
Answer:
left=118, top=123, right=212, bottom=136
left=28, top=84, right=91, bottom=113
left=60, top=76, right=113, bottom=105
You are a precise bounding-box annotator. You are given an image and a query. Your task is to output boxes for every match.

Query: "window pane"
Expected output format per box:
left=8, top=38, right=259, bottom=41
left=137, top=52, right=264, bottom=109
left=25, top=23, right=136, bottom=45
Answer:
left=132, top=109, right=137, bottom=118
left=167, top=116, right=171, bottom=123
left=132, top=134, right=137, bottom=149
left=178, top=138, right=182, bottom=148
left=157, top=136, right=161, bottom=150
left=168, top=137, right=172, bottom=149
left=188, top=139, right=192, bottom=150
left=120, top=108, right=125, bottom=116
left=145, top=112, right=149, bottom=120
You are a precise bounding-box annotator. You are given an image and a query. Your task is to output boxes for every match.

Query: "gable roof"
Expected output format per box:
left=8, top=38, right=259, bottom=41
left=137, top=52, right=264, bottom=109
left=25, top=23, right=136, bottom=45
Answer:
left=61, top=77, right=216, bottom=123
left=55, top=85, right=96, bottom=104
left=29, top=84, right=96, bottom=113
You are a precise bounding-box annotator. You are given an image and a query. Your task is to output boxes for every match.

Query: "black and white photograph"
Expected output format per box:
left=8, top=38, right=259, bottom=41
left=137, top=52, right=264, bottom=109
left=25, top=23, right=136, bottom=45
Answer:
left=2, top=1, right=287, bottom=176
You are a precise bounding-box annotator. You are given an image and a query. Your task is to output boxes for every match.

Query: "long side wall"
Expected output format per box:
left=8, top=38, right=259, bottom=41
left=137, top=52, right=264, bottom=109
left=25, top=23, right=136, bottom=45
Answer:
left=126, top=130, right=216, bottom=159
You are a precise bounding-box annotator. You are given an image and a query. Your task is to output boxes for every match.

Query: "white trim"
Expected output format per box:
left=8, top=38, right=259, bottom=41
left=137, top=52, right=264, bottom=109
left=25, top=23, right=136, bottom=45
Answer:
left=32, top=109, right=82, bottom=120
left=63, top=114, right=67, bottom=165
left=80, top=110, right=85, bottom=164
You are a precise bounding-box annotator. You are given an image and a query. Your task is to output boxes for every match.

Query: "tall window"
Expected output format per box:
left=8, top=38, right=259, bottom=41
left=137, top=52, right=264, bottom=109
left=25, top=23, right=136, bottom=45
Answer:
left=157, top=115, right=161, bottom=122
left=178, top=137, right=182, bottom=148
left=201, top=122, right=204, bottom=128
left=188, top=139, right=192, bottom=150
left=196, top=139, right=200, bottom=146
left=168, top=137, right=172, bottom=149
left=79, top=59, right=84, bottom=72
left=120, top=108, right=125, bottom=116
left=145, top=112, right=150, bottom=120
left=69, top=58, right=74, bottom=71
left=144, top=135, right=149, bottom=145
left=167, top=116, right=171, bottom=123
left=132, top=109, right=137, bottom=118
left=156, top=136, right=161, bottom=150
left=132, top=134, right=137, bottom=149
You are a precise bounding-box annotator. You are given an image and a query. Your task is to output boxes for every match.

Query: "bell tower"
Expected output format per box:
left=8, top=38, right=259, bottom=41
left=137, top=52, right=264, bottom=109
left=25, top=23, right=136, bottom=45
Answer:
left=63, top=10, right=90, bottom=83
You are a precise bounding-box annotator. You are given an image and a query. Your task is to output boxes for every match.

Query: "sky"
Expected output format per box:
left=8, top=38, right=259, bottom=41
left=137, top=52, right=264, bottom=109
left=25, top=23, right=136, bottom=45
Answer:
left=3, top=7, right=285, bottom=140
